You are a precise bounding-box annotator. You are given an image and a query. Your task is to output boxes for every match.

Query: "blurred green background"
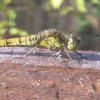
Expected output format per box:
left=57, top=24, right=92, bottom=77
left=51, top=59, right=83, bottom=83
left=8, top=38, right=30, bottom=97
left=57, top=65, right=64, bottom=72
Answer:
left=0, top=0, right=100, bottom=50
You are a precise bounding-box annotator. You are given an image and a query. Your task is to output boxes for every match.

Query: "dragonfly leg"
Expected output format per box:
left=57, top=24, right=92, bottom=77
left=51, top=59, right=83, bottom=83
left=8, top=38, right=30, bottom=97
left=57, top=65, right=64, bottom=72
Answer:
left=15, top=47, right=36, bottom=59
left=23, top=47, right=37, bottom=58
left=10, top=47, right=15, bottom=55
left=74, top=51, right=82, bottom=56
left=75, top=51, right=87, bottom=59
left=22, top=39, right=40, bottom=58
left=61, top=44, right=73, bottom=59
left=64, top=49, right=73, bottom=59
left=52, top=50, right=62, bottom=57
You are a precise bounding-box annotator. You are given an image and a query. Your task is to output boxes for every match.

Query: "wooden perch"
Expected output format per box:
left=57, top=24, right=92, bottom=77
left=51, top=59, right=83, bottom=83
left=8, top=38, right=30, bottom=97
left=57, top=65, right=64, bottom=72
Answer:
left=0, top=47, right=100, bottom=100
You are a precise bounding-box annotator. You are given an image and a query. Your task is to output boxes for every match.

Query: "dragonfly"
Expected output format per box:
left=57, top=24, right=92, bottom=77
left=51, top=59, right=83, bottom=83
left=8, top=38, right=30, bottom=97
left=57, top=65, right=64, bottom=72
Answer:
left=0, top=28, right=81, bottom=59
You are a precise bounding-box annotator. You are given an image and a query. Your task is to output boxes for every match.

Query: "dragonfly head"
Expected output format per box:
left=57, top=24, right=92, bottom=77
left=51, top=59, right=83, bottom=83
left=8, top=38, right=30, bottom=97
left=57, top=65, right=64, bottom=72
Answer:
left=66, top=33, right=81, bottom=50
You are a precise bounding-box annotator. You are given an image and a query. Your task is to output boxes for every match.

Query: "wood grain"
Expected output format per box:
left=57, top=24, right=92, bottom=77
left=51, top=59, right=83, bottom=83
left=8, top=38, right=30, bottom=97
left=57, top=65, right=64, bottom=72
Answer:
left=0, top=47, right=100, bottom=100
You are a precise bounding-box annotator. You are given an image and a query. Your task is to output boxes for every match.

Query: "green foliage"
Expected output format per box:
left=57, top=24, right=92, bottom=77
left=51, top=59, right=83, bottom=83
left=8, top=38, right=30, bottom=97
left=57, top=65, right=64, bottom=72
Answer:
left=0, top=21, right=7, bottom=35
left=0, top=0, right=100, bottom=37
left=76, top=16, right=92, bottom=33
left=0, top=3, right=4, bottom=10
left=0, top=0, right=12, bottom=11
left=50, top=0, right=64, bottom=9
left=44, top=1, right=52, bottom=11
left=0, top=0, right=28, bottom=36
left=75, top=0, right=87, bottom=13
left=44, top=0, right=64, bottom=11
left=4, top=0, right=12, bottom=4
left=90, top=0, right=100, bottom=16
left=6, top=9, right=16, bottom=26
left=76, top=0, right=100, bottom=34
left=91, top=0, right=99, bottom=4
left=44, top=0, right=88, bottom=13
left=9, top=27, right=28, bottom=36
left=60, top=6, right=73, bottom=15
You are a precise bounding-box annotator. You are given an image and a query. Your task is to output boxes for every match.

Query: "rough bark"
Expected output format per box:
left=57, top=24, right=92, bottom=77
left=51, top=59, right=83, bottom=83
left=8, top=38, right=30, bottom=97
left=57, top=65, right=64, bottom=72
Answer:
left=0, top=47, right=100, bottom=100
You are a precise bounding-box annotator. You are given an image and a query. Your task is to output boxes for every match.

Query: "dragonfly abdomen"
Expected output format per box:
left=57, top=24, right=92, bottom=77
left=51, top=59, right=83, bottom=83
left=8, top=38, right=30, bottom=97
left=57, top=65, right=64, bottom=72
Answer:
left=0, top=29, right=64, bottom=50
left=0, top=35, right=37, bottom=46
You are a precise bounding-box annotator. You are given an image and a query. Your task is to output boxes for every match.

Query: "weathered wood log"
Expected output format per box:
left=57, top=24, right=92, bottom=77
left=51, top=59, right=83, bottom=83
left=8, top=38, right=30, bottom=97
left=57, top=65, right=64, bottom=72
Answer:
left=0, top=47, right=100, bottom=100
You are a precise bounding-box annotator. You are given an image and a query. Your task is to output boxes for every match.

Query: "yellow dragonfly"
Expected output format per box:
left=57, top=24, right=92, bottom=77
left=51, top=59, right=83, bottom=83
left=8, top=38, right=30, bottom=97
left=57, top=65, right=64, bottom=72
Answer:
left=0, top=28, right=81, bottom=59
